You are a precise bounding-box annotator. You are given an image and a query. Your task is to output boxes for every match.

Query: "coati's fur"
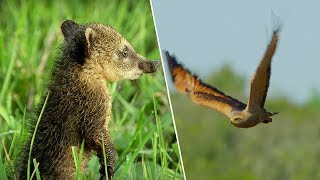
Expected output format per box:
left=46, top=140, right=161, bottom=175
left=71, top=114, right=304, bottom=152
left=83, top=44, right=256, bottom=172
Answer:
left=15, top=20, right=159, bottom=179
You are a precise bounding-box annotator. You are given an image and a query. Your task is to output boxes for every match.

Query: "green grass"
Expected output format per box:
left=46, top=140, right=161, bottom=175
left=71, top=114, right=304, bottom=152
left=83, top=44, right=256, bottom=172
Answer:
left=0, top=0, right=183, bottom=179
left=27, top=92, right=49, bottom=180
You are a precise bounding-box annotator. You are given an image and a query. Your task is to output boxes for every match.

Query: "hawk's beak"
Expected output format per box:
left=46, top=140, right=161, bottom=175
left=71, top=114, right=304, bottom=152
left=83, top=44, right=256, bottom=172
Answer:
left=268, top=112, right=278, bottom=117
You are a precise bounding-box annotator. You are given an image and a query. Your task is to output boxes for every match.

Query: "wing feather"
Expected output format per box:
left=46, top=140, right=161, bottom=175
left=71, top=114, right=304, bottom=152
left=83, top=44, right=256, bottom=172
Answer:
left=247, top=29, right=280, bottom=112
left=165, top=51, right=246, bottom=118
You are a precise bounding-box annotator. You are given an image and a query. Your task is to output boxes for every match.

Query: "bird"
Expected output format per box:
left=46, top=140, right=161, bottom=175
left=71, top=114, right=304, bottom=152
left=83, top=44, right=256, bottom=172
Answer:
left=165, top=28, right=280, bottom=128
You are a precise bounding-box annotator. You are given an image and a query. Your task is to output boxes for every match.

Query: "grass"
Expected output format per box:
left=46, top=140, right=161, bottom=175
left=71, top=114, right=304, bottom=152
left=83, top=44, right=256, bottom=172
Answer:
left=26, top=92, right=49, bottom=180
left=0, top=0, right=183, bottom=179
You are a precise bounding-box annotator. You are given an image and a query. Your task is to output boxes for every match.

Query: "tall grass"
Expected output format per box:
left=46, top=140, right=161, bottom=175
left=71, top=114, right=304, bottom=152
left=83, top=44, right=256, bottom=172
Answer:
left=0, top=0, right=183, bottom=179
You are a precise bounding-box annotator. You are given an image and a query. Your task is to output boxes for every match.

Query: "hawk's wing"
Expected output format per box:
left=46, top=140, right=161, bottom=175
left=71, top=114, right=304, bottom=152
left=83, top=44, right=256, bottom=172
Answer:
left=246, top=29, right=280, bottom=112
left=165, top=51, right=246, bottom=118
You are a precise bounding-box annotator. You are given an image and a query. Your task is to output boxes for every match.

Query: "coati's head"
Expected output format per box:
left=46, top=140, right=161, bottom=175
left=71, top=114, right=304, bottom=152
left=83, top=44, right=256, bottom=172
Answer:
left=60, top=20, right=159, bottom=81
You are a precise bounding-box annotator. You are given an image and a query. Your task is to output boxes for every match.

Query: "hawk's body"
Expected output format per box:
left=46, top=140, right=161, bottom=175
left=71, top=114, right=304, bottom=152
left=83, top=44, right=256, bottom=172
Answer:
left=165, top=29, right=280, bottom=128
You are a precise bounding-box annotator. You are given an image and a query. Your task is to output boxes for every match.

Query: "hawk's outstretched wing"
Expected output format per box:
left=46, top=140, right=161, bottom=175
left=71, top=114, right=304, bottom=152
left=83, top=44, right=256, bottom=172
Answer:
left=165, top=51, right=246, bottom=118
left=247, top=29, right=280, bottom=112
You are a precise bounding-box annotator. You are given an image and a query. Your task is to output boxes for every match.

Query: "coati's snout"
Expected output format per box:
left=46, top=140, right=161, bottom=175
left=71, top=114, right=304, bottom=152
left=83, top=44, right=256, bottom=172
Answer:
left=122, top=55, right=159, bottom=80
left=138, top=60, right=159, bottom=73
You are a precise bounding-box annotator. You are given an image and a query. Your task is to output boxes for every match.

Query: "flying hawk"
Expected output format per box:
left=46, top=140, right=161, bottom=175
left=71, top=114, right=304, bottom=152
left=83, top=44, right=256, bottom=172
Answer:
left=165, top=29, right=280, bottom=128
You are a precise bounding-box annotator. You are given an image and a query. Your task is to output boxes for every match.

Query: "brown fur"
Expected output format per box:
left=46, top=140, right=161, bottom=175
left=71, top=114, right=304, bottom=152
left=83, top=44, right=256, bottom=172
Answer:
left=15, top=20, right=158, bottom=179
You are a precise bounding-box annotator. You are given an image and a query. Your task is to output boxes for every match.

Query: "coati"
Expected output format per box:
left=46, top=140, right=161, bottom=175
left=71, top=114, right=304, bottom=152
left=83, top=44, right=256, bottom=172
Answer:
left=15, top=20, right=159, bottom=179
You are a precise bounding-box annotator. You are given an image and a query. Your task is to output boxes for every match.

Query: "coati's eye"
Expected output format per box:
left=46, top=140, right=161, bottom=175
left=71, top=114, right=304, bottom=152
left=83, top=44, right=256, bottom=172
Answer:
left=122, top=46, right=128, bottom=58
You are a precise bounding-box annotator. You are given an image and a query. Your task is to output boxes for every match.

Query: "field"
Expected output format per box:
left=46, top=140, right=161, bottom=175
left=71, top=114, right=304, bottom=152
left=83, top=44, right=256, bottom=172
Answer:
left=170, top=64, right=320, bottom=180
left=0, top=0, right=183, bottom=179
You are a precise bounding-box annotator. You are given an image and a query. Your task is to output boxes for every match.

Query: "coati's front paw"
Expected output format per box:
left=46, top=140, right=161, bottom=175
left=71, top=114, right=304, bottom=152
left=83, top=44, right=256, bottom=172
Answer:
left=99, top=160, right=116, bottom=179
left=106, top=164, right=116, bottom=179
left=98, top=152, right=118, bottom=179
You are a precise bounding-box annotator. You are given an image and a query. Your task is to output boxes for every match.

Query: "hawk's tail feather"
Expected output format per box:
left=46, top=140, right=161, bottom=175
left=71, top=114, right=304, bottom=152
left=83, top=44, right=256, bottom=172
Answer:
left=164, top=51, right=199, bottom=95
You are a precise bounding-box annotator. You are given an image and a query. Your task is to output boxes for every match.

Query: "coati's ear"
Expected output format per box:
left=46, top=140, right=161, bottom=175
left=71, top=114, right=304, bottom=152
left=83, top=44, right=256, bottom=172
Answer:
left=84, top=27, right=96, bottom=55
left=61, top=20, right=79, bottom=39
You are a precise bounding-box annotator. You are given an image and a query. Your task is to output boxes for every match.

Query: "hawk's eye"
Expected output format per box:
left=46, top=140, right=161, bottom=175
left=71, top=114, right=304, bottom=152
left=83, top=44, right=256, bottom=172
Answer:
left=122, top=47, right=128, bottom=58
left=232, top=117, right=241, bottom=122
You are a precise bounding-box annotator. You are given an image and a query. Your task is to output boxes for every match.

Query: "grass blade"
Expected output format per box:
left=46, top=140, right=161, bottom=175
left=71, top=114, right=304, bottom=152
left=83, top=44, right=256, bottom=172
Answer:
left=117, top=127, right=156, bottom=179
left=0, top=159, right=8, bottom=180
left=101, top=135, right=109, bottom=180
left=30, top=158, right=40, bottom=180
left=0, top=39, right=17, bottom=103
left=27, top=92, right=49, bottom=180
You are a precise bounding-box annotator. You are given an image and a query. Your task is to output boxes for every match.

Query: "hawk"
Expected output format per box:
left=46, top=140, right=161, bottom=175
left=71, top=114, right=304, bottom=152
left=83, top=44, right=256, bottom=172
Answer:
left=165, top=29, right=280, bottom=128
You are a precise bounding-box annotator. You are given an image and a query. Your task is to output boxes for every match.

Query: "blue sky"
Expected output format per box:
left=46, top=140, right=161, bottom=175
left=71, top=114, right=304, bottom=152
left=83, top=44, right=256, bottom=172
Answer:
left=151, top=0, right=320, bottom=103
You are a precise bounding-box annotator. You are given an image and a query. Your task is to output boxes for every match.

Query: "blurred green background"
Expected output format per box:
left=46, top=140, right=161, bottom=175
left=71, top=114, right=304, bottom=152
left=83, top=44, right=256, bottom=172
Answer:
left=171, top=64, right=320, bottom=180
left=0, top=0, right=183, bottom=179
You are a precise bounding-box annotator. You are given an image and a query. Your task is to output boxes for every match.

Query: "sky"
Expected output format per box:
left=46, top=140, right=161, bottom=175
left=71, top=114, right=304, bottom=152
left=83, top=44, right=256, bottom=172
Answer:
left=151, top=0, right=320, bottom=103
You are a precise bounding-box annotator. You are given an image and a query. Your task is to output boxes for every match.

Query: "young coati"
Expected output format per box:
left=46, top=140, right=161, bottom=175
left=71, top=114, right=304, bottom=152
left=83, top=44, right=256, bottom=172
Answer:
left=15, top=20, right=159, bottom=179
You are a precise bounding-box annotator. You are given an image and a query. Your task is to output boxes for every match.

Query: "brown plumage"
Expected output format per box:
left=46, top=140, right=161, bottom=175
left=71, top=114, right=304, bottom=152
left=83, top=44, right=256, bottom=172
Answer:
left=165, top=28, right=280, bottom=128
left=15, top=20, right=158, bottom=179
